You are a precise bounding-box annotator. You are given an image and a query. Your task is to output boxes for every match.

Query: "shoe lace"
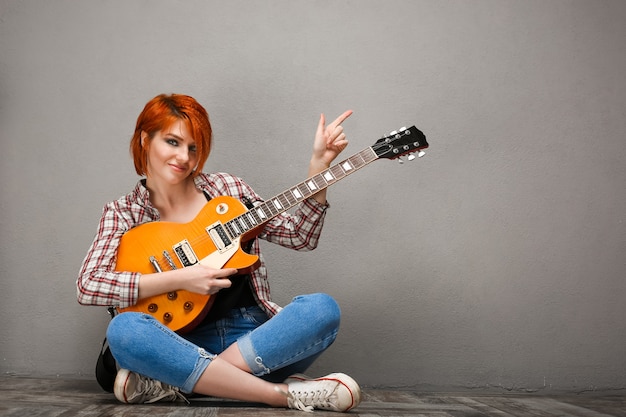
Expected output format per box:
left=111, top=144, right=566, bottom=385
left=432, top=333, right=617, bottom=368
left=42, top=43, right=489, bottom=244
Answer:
left=137, top=377, right=188, bottom=404
left=277, top=386, right=335, bottom=412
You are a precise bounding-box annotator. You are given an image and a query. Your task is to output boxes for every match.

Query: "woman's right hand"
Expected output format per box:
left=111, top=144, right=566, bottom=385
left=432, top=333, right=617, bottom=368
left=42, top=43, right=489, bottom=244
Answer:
left=137, top=265, right=238, bottom=300
left=181, top=264, right=238, bottom=295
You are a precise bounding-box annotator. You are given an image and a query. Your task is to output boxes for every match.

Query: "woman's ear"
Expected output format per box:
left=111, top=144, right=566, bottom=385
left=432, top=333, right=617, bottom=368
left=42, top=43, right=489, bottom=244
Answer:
left=140, top=131, right=148, bottom=148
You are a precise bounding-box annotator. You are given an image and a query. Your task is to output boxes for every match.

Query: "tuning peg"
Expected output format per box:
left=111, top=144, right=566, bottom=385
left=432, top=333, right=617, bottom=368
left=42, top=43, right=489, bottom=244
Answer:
left=398, top=156, right=405, bottom=164
left=407, top=154, right=416, bottom=161
left=418, top=150, right=426, bottom=158
left=399, top=126, right=407, bottom=132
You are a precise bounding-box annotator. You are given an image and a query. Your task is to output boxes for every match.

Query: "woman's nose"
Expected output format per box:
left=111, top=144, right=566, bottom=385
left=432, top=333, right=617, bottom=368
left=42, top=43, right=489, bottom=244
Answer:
left=176, top=147, right=190, bottom=162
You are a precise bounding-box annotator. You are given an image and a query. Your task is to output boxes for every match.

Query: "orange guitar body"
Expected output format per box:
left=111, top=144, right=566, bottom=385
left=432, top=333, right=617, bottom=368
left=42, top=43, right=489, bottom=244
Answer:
left=115, top=195, right=262, bottom=333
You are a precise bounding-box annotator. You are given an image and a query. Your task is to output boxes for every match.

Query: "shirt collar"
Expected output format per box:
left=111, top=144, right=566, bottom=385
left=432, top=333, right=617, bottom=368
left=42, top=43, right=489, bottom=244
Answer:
left=134, top=178, right=153, bottom=208
left=133, top=174, right=212, bottom=207
left=193, top=173, right=214, bottom=197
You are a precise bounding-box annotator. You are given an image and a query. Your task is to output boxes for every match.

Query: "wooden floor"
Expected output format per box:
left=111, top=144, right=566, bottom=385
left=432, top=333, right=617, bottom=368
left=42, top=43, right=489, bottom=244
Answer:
left=1, top=376, right=625, bottom=417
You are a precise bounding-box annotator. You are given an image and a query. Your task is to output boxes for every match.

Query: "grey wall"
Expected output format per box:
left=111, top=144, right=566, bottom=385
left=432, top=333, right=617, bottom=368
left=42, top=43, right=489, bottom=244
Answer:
left=1, top=0, right=625, bottom=393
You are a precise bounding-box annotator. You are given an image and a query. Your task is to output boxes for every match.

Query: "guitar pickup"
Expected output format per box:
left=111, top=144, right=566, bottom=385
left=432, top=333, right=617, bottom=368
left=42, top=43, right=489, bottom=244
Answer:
left=207, top=222, right=234, bottom=252
left=173, top=240, right=199, bottom=267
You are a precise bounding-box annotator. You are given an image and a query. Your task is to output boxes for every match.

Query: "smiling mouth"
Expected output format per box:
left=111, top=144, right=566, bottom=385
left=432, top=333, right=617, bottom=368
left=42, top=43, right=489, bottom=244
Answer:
left=169, top=164, right=187, bottom=172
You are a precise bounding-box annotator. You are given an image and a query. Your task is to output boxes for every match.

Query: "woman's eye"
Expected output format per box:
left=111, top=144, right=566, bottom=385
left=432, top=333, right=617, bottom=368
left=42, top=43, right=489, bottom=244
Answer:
left=189, top=146, right=197, bottom=153
left=166, top=139, right=178, bottom=146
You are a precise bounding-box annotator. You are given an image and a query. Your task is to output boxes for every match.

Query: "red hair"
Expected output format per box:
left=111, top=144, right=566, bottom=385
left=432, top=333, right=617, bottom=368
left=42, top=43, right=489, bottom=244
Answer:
left=130, top=94, right=212, bottom=177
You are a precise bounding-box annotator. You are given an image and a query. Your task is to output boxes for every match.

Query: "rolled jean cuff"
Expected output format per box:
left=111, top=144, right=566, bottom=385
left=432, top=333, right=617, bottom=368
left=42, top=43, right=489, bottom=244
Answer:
left=237, top=333, right=270, bottom=376
left=180, top=348, right=216, bottom=393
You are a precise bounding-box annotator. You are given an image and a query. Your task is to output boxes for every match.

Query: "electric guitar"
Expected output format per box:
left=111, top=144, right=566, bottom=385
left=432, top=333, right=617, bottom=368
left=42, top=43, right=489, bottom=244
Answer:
left=116, top=126, right=429, bottom=332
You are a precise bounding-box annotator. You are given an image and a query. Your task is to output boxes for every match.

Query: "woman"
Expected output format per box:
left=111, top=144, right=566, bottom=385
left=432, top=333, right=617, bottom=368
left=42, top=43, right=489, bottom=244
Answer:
left=77, top=93, right=361, bottom=412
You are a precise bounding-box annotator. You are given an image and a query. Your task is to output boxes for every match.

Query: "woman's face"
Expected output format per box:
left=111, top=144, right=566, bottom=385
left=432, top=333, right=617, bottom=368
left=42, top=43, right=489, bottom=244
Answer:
left=143, top=119, right=198, bottom=185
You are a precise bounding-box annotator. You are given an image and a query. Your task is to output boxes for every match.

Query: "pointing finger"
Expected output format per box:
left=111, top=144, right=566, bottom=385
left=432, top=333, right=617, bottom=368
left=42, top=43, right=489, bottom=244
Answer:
left=328, top=110, right=353, bottom=129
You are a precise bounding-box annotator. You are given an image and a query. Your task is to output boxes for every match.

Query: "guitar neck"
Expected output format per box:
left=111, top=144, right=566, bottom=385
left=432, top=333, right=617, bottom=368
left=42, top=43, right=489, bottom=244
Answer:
left=223, top=124, right=428, bottom=240
left=224, top=147, right=379, bottom=240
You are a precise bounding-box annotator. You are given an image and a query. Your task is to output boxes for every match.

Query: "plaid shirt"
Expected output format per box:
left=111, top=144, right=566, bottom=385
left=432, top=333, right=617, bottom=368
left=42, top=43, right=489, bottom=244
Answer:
left=76, top=172, right=328, bottom=317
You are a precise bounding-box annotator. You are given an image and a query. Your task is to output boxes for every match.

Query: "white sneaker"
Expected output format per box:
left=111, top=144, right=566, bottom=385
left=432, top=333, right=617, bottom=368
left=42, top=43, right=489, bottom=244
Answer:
left=113, top=368, right=187, bottom=404
left=280, top=373, right=362, bottom=412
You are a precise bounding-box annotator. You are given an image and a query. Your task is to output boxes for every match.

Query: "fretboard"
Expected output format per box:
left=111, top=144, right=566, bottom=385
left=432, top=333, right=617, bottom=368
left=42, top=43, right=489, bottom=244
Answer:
left=222, top=147, right=379, bottom=239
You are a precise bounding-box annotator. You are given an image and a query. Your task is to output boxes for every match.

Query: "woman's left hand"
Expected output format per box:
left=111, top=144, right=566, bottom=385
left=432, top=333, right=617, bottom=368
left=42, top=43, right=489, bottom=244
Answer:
left=310, top=110, right=353, bottom=172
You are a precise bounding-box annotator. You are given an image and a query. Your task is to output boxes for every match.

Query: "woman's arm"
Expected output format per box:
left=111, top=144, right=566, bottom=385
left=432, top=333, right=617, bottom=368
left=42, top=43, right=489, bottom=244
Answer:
left=307, top=110, right=352, bottom=204
left=77, top=201, right=237, bottom=307
left=76, top=203, right=140, bottom=307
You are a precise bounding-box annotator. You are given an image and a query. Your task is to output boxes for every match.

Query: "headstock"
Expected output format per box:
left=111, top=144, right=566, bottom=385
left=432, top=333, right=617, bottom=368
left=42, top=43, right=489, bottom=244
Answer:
left=372, top=126, right=429, bottom=161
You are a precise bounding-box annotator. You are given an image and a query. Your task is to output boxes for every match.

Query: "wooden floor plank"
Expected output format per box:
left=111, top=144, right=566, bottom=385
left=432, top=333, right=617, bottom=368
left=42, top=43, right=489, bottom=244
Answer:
left=1, top=376, right=624, bottom=417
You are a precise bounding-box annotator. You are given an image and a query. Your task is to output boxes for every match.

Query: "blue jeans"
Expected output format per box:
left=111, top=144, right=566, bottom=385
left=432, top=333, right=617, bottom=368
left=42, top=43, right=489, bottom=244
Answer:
left=106, top=293, right=340, bottom=393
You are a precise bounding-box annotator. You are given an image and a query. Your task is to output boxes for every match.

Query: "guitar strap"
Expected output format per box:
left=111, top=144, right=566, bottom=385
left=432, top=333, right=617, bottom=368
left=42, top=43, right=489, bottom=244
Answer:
left=94, top=194, right=257, bottom=392
left=95, top=307, right=118, bottom=392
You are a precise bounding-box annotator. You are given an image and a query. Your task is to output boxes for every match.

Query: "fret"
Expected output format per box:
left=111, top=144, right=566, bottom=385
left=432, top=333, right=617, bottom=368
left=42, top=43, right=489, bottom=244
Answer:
left=239, top=214, right=253, bottom=230
left=361, top=148, right=378, bottom=163
left=263, top=201, right=278, bottom=216
left=247, top=211, right=260, bottom=226
left=312, top=174, right=327, bottom=189
left=277, top=193, right=290, bottom=209
left=280, top=190, right=296, bottom=208
left=306, top=179, right=318, bottom=191
left=257, top=203, right=269, bottom=218
left=234, top=217, right=248, bottom=233
left=329, top=164, right=345, bottom=180
left=291, top=187, right=303, bottom=200
left=229, top=220, right=241, bottom=236
left=297, top=182, right=311, bottom=198
left=272, top=198, right=283, bottom=210
left=243, top=211, right=255, bottom=226
left=349, top=153, right=366, bottom=168
left=225, top=222, right=237, bottom=239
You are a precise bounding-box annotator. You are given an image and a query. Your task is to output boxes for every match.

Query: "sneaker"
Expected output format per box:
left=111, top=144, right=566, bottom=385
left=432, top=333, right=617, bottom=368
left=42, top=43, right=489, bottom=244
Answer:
left=280, top=373, right=362, bottom=412
left=113, top=368, right=187, bottom=404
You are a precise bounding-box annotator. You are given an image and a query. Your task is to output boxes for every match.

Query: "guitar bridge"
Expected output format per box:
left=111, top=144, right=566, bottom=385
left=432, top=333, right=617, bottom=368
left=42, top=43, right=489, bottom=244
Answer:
left=206, top=222, right=234, bottom=253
